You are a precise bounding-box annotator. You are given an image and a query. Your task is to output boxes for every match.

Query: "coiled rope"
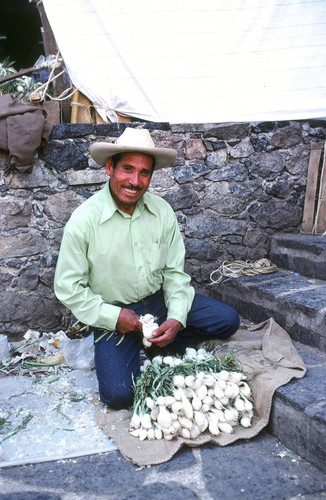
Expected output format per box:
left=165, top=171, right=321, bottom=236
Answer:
left=209, top=258, right=278, bottom=285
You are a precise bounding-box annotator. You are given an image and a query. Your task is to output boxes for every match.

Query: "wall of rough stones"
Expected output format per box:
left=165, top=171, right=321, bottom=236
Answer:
left=1, top=119, right=325, bottom=340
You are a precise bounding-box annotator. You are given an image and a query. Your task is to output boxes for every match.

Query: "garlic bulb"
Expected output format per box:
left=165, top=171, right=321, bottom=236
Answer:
left=130, top=346, right=255, bottom=441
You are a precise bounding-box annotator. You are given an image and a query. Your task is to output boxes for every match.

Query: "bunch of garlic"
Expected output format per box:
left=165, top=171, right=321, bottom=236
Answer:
left=129, top=347, right=254, bottom=441
left=140, top=314, right=159, bottom=348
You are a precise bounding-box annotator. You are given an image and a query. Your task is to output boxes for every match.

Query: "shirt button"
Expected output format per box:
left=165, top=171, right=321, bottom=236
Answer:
left=134, top=242, right=138, bottom=247
left=138, top=266, right=142, bottom=271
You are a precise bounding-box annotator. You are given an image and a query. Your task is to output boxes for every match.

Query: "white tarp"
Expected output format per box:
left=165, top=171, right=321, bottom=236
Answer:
left=42, top=0, right=326, bottom=123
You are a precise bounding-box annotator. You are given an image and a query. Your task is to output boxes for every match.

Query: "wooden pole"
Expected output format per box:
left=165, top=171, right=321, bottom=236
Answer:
left=301, top=143, right=324, bottom=234
left=36, top=2, right=70, bottom=123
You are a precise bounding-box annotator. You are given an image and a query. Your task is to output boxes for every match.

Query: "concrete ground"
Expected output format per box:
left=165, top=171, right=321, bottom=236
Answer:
left=0, top=430, right=325, bottom=500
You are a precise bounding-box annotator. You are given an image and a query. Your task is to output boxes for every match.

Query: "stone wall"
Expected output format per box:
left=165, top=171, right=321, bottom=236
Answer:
left=1, top=119, right=325, bottom=340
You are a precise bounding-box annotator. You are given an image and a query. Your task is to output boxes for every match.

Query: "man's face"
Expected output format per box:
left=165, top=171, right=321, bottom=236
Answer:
left=105, top=152, right=154, bottom=215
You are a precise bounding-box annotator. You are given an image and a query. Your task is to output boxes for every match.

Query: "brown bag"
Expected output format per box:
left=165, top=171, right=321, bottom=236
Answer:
left=0, top=94, right=53, bottom=172
left=94, top=318, right=306, bottom=466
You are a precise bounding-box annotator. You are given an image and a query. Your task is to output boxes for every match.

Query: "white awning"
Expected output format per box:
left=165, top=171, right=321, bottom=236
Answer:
left=42, top=0, right=326, bottom=123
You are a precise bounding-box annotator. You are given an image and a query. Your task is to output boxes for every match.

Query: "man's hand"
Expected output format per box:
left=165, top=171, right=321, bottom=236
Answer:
left=150, top=319, right=182, bottom=348
left=116, top=308, right=142, bottom=335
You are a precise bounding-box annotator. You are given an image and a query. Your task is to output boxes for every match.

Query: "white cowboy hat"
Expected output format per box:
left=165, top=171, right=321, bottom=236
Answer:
left=89, top=127, right=177, bottom=170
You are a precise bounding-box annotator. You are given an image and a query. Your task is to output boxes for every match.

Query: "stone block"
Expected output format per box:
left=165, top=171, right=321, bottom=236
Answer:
left=0, top=232, right=45, bottom=259
left=171, top=123, right=207, bottom=133
left=45, top=141, right=88, bottom=171
left=0, top=270, right=15, bottom=292
left=212, top=141, right=227, bottom=150
left=65, top=169, right=108, bottom=186
left=271, top=397, right=326, bottom=473
left=39, top=268, right=55, bottom=287
left=270, top=344, right=326, bottom=472
left=172, top=163, right=210, bottom=184
left=249, top=150, right=285, bottom=179
left=282, top=144, right=310, bottom=176
left=202, top=178, right=262, bottom=216
left=164, top=184, right=198, bottom=210
left=250, top=135, right=269, bottom=152
left=205, top=149, right=227, bottom=169
left=205, top=163, right=248, bottom=182
left=43, top=190, right=84, bottom=224
left=153, top=133, right=185, bottom=166
left=269, top=233, right=326, bottom=280
left=185, top=139, right=206, bottom=160
left=17, top=264, right=39, bottom=290
left=203, top=122, right=250, bottom=140
left=0, top=291, right=65, bottom=338
left=51, top=123, right=94, bottom=139
left=250, top=122, right=276, bottom=133
left=150, top=169, right=175, bottom=188
left=209, top=271, right=326, bottom=351
left=270, top=123, right=303, bottom=149
left=185, top=238, right=221, bottom=260
left=10, top=162, right=58, bottom=188
left=228, top=137, right=255, bottom=158
left=243, top=225, right=269, bottom=248
left=185, top=215, right=246, bottom=238
left=0, top=197, right=32, bottom=230
left=248, top=199, right=302, bottom=229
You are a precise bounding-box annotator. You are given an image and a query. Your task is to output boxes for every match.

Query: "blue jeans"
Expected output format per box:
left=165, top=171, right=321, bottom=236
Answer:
left=93, top=290, right=239, bottom=409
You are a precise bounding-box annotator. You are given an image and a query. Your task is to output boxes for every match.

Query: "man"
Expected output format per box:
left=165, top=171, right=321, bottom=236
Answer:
left=54, top=127, right=240, bottom=409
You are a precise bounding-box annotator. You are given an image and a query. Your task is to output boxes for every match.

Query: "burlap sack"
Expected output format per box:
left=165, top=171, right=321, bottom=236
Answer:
left=94, top=318, right=306, bottom=465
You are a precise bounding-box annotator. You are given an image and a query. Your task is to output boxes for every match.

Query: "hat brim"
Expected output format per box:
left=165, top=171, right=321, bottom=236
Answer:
left=89, top=143, right=177, bottom=170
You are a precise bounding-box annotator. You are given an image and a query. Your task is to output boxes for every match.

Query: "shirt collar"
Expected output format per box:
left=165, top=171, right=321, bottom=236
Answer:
left=99, top=182, right=158, bottom=224
left=141, top=192, right=159, bottom=217
left=99, top=182, right=119, bottom=223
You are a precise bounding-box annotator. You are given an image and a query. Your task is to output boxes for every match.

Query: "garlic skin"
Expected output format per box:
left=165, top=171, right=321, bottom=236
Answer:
left=130, top=413, right=141, bottom=429
left=171, top=401, right=183, bottom=415
left=240, top=416, right=252, bottom=428
left=173, top=375, right=185, bottom=388
left=208, top=422, right=220, bottom=436
left=141, top=413, right=153, bottom=429
left=154, top=428, right=163, bottom=440
left=143, top=338, right=152, bottom=347
left=218, top=422, right=233, bottom=434
left=139, top=429, right=148, bottom=441
left=145, top=397, right=154, bottom=410
left=147, top=428, right=155, bottom=440
left=157, top=407, right=173, bottom=429
left=180, top=428, right=191, bottom=439
left=130, top=428, right=141, bottom=437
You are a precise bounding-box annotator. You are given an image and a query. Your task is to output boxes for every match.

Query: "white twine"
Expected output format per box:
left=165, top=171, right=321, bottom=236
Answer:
left=209, top=259, right=278, bottom=285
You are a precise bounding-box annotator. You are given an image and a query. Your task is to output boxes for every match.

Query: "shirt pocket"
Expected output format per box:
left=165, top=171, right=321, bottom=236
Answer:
left=150, top=242, right=167, bottom=273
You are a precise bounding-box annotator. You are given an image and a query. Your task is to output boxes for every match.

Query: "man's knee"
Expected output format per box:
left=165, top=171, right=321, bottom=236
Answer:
left=98, top=382, right=133, bottom=410
left=221, top=306, right=240, bottom=338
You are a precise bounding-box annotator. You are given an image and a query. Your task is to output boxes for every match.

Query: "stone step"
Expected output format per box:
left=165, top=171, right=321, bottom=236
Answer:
left=209, top=268, right=326, bottom=472
left=269, top=233, right=326, bottom=280
left=209, top=269, right=326, bottom=351
left=270, top=342, right=326, bottom=473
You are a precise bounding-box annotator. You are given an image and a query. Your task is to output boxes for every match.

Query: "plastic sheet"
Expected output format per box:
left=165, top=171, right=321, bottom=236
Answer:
left=0, top=369, right=117, bottom=468
left=42, top=0, right=326, bottom=123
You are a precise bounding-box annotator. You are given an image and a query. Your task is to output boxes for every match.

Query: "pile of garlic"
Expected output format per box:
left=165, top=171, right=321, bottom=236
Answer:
left=129, top=347, right=254, bottom=441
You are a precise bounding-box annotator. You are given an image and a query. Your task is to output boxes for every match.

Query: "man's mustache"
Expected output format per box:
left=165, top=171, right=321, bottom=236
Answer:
left=123, top=185, right=141, bottom=192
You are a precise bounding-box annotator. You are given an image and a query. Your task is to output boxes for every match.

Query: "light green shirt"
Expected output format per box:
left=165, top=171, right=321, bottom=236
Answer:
left=54, top=182, right=195, bottom=331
